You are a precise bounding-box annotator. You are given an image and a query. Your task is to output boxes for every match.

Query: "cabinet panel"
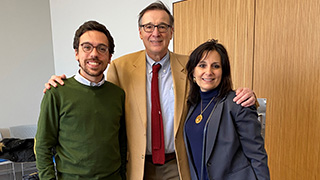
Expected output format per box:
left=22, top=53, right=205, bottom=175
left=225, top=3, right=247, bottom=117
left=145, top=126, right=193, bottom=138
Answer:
left=254, top=0, right=320, bottom=179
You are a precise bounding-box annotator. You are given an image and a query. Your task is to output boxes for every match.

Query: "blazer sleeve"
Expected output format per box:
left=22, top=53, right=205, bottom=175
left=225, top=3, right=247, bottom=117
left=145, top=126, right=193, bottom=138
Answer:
left=234, top=104, right=270, bottom=180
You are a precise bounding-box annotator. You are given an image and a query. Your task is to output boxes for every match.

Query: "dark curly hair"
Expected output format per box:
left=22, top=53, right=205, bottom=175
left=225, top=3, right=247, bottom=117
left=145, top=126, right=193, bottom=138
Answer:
left=73, top=20, right=115, bottom=54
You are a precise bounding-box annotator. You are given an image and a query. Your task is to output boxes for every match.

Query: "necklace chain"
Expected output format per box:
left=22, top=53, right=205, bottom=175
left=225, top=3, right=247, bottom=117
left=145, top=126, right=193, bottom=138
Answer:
left=195, top=96, right=216, bottom=124
left=200, top=96, right=216, bottom=114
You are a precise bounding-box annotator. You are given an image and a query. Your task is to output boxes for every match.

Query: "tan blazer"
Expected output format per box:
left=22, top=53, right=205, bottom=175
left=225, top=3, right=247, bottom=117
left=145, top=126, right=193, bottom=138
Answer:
left=107, top=50, right=191, bottom=180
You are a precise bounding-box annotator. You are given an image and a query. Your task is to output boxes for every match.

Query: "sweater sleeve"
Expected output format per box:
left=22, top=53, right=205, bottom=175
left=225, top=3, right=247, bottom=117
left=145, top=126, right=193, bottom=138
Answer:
left=119, top=93, right=127, bottom=180
left=35, top=90, right=59, bottom=179
left=234, top=105, right=270, bottom=180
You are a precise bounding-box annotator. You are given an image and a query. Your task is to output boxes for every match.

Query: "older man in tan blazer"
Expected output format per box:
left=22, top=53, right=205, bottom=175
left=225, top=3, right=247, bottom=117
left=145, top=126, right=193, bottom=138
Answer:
left=107, top=49, right=190, bottom=179
left=106, top=2, right=192, bottom=179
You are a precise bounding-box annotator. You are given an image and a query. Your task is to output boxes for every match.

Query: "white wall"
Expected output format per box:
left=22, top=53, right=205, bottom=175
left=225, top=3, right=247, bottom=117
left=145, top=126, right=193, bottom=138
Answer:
left=0, top=0, right=179, bottom=133
left=0, top=0, right=55, bottom=130
left=49, top=0, right=175, bottom=77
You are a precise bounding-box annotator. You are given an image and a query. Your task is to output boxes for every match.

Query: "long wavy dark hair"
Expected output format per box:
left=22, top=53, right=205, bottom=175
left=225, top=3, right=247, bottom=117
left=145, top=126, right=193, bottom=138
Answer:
left=186, top=39, right=233, bottom=105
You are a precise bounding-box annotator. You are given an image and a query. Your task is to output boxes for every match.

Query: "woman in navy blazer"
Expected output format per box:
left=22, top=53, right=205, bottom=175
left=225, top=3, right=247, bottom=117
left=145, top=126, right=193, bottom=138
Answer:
left=184, top=39, right=270, bottom=180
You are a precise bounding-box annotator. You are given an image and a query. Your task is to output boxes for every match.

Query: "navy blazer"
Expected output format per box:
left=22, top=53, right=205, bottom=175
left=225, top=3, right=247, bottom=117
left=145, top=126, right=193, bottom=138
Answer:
left=184, top=91, right=270, bottom=180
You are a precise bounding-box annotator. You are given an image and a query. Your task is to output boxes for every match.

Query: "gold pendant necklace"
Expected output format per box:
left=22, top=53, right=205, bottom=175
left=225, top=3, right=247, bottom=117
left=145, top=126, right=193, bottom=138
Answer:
left=195, top=96, right=216, bottom=124
left=195, top=114, right=203, bottom=124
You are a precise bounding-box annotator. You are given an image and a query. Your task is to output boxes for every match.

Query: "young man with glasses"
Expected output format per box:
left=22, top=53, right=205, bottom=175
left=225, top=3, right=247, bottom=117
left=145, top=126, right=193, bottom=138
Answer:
left=35, top=20, right=126, bottom=180
left=44, top=2, right=256, bottom=180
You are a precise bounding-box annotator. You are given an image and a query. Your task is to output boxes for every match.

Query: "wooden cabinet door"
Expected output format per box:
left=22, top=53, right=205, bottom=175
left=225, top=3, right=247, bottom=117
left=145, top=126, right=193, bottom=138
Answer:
left=254, top=0, right=320, bottom=179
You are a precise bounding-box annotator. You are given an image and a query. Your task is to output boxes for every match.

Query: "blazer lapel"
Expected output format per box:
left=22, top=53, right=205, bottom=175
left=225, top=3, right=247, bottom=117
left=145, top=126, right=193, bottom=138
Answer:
left=129, top=51, right=147, bottom=128
left=170, top=52, right=188, bottom=136
left=205, top=102, right=224, bottom=163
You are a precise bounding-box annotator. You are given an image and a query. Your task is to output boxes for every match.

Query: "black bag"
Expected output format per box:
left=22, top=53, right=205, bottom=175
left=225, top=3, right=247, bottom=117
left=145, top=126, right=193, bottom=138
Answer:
left=0, top=138, right=35, bottom=162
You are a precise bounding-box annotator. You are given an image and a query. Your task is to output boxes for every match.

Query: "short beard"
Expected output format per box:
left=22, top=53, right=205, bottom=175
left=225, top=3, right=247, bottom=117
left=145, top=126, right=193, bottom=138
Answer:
left=78, top=59, right=105, bottom=77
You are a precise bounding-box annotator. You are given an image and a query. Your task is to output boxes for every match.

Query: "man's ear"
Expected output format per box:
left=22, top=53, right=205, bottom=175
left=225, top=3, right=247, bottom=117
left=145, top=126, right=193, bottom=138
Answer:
left=170, top=26, right=174, bottom=40
left=75, top=49, right=79, bottom=61
left=139, top=27, right=143, bottom=40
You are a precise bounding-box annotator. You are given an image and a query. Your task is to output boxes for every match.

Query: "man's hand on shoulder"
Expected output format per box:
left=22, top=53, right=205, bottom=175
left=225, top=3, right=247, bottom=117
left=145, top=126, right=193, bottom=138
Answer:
left=43, top=74, right=67, bottom=93
left=233, top=87, right=256, bottom=107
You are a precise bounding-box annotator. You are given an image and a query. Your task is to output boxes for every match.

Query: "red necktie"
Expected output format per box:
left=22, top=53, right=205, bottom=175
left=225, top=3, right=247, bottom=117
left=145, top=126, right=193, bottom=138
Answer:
left=151, top=64, right=165, bottom=165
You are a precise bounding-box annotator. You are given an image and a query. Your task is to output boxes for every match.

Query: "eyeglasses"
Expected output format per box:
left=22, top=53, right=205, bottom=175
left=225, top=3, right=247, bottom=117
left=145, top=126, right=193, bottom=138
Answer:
left=80, top=42, right=108, bottom=54
left=139, top=23, right=172, bottom=33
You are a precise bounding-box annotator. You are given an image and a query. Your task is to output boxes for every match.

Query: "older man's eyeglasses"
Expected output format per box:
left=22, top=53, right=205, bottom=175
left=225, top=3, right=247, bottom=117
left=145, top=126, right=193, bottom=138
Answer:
left=80, top=43, right=108, bottom=54
left=139, top=23, right=172, bottom=33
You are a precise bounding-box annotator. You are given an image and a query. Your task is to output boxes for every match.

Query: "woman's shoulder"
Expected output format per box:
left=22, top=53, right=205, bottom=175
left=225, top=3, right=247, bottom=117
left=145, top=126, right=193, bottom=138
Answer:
left=222, top=90, right=256, bottom=111
left=221, top=90, right=236, bottom=102
left=220, top=90, right=248, bottom=110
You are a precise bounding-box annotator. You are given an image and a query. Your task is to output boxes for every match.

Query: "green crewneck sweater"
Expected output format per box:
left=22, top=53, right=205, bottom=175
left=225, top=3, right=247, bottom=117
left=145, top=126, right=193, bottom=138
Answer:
left=35, top=77, right=126, bottom=180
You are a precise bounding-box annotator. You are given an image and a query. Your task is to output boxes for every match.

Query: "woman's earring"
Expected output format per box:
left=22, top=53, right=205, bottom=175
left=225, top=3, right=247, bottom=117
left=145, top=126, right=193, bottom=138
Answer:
left=193, top=77, right=196, bottom=83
